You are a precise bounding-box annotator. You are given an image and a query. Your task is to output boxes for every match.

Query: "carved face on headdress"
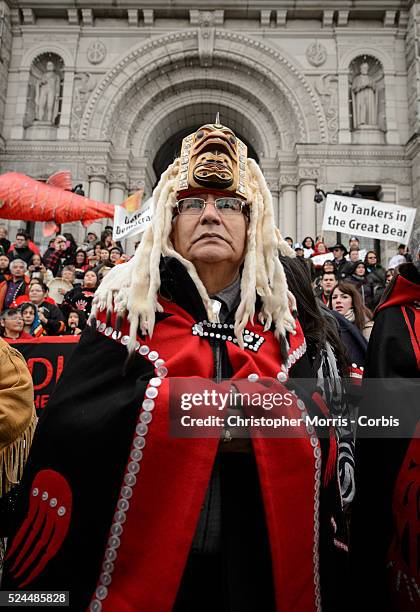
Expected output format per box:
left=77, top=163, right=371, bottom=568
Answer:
left=176, top=122, right=248, bottom=199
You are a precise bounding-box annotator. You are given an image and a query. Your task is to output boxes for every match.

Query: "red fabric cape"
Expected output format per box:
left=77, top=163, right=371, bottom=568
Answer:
left=376, top=274, right=420, bottom=313
left=89, top=301, right=322, bottom=612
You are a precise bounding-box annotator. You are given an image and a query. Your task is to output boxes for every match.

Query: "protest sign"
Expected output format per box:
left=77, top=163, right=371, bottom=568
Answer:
left=113, top=196, right=153, bottom=241
left=9, top=336, right=79, bottom=412
left=322, top=194, right=417, bottom=244
left=311, top=252, right=334, bottom=267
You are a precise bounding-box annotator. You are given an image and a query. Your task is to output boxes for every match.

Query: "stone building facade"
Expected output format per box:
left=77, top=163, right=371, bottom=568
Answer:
left=0, top=0, right=419, bottom=260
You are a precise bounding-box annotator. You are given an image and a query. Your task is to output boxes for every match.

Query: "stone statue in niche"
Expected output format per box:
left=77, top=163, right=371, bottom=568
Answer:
left=35, top=60, right=61, bottom=123
left=351, top=62, right=378, bottom=127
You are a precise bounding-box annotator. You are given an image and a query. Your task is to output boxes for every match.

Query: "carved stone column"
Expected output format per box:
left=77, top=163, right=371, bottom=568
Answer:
left=299, top=176, right=317, bottom=240
left=87, top=163, right=107, bottom=237
left=109, top=174, right=126, bottom=206
left=280, top=183, right=297, bottom=241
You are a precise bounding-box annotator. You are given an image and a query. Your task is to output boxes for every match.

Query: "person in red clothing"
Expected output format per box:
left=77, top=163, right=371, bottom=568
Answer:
left=0, top=308, right=32, bottom=340
left=43, top=235, right=74, bottom=277
left=0, top=259, right=29, bottom=312
left=1, top=121, right=348, bottom=612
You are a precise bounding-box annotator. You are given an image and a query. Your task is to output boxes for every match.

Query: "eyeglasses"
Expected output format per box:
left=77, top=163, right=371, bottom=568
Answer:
left=176, top=197, right=247, bottom=216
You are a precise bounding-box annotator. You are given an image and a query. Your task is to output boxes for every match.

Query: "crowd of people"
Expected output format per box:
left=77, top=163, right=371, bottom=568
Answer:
left=0, top=224, right=412, bottom=352
left=0, top=226, right=129, bottom=339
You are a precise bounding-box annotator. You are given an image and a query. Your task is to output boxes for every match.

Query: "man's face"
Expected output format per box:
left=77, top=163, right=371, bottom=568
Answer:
left=0, top=228, right=6, bottom=239
left=349, top=250, right=360, bottom=262
left=171, top=192, right=248, bottom=269
left=333, top=247, right=345, bottom=260
left=321, top=274, right=336, bottom=296
left=10, top=261, right=25, bottom=278
left=0, top=255, right=9, bottom=269
left=15, top=235, right=27, bottom=248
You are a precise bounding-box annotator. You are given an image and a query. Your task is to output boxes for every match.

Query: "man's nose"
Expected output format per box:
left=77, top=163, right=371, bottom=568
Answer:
left=199, top=198, right=221, bottom=224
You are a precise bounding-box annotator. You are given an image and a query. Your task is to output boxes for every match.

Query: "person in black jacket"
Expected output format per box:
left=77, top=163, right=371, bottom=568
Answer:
left=2, top=121, right=349, bottom=612
left=7, top=231, right=36, bottom=265
left=0, top=225, right=11, bottom=255
left=27, top=282, right=65, bottom=335
left=351, top=261, right=420, bottom=611
left=344, top=260, right=375, bottom=308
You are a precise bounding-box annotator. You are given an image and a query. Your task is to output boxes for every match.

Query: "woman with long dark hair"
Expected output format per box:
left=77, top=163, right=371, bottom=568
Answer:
left=302, top=236, right=315, bottom=258
left=280, top=255, right=355, bottom=506
left=329, top=281, right=373, bottom=341
left=20, top=302, right=45, bottom=337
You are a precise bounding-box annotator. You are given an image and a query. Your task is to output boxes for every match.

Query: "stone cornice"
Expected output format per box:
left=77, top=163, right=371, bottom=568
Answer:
left=9, top=1, right=411, bottom=11
left=295, top=143, right=407, bottom=162
left=1, top=140, right=111, bottom=156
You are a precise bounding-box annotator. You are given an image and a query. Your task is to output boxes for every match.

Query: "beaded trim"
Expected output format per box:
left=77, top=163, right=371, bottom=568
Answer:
left=191, top=321, right=265, bottom=352
left=93, top=320, right=314, bottom=610
left=89, top=321, right=168, bottom=611
left=294, top=391, right=322, bottom=611
left=387, top=561, right=420, bottom=603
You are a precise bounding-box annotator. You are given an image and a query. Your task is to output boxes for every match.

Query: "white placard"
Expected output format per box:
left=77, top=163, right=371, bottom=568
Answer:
left=311, top=252, right=334, bottom=267
left=113, top=198, right=153, bottom=241
left=322, top=194, right=417, bottom=244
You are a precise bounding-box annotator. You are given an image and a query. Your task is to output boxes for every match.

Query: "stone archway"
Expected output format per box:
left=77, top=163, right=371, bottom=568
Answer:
left=80, top=30, right=327, bottom=148
left=82, top=30, right=327, bottom=238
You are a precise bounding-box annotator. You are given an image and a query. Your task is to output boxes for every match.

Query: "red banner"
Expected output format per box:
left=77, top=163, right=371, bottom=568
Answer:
left=8, top=337, right=79, bottom=412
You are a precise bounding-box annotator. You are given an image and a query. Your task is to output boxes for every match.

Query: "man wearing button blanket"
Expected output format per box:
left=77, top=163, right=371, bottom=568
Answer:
left=2, top=122, right=348, bottom=611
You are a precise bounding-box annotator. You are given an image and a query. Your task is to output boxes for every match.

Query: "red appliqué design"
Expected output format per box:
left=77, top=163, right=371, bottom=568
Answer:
left=6, top=470, right=72, bottom=587
left=387, top=427, right=420, bottom=605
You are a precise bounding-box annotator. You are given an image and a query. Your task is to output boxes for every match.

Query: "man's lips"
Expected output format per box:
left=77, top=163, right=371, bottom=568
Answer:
left=192, top=233, right=229, bottom=244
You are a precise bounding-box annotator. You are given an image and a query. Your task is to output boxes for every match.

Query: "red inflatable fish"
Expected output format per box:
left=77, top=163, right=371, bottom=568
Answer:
left=0, top=172, right=114, bottom=226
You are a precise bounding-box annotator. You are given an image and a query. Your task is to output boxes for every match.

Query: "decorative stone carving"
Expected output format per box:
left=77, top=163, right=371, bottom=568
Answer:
left=71, top=72, right=97, bottom=139
left=298, top=167, right=319, bottom=180
left=196, top=11, right=217, bottom=67
left=109, top=172, right=127, bottom=185
left=315, top=74, right=338, bottom=143
left=129, top=178, right=145, bottom=192
left=87, top=40, right=106, bottom=65
left=280, top=175, right=299, bottom=186
left=306, top=41, right=327, bottom=67
left=87, top=163, right=107, bottom=177
left=81, top=31, right=327, bottom=146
